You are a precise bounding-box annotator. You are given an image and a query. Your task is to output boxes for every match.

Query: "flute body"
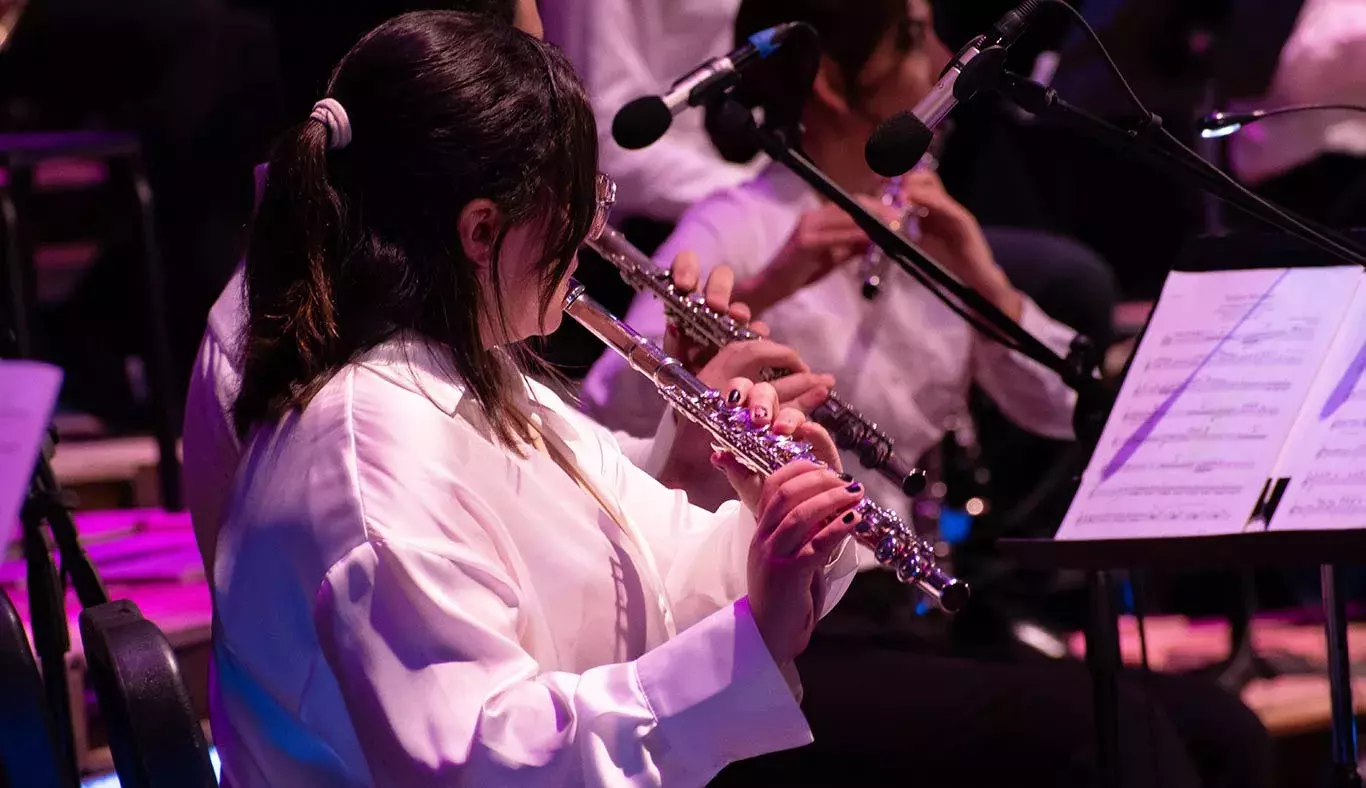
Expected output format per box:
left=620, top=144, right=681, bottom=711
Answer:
left=586, top=227, right=926, bottom=497
left=564, top=281, right=968, bottom=612
left=859, top=127, right=948, bottom=300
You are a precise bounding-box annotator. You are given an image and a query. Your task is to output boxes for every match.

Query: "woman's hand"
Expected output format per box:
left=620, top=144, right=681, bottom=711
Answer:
left=706, top=377, right=842, bottom=509
left=716, top=455, right=864, bottom=665
left=898, top=171, right=1022, bottom=320
left=705, top=380, right=858, bottom=664
left=661, top=250, right=768, bottom=372
left=734, top=196, right=899, bottom=315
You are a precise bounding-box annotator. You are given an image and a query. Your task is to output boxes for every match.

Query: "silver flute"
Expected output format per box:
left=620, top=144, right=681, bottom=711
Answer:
left=564, top=281, right=969, bottom=612
left=586, top=227, right=926, bottom=497
left=859, top=128, right=948, bottom=300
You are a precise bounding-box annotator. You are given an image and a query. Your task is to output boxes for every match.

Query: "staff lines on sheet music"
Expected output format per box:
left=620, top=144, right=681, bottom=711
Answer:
left=1087, top=484, right=1243, bottom=498
left=1302, top=470, right=1366, bottom=492
left=1132, top=378, right=1292, bottom=396
left=1076, top=508, right=1232, bottom=525
left=1317, top=445, right=1366, bottom=460
left=1106, top=426, right=1269, bottom=447
left=1116, top=459, right=1259, bottom=474
left=1160, top=324, right=1317, bottom=347
left=1288, top=496, right=1366, bottom=517
left=1144, top=350, right=1306, bottom=372
left=1117, top=403, right=1280, bottom=423
left=1100, top=270, right=1293, bottom=483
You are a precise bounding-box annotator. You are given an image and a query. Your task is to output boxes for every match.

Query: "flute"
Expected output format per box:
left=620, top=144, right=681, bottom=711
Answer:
left=859, top=127, right=948, bottom=300
left=564, top=280, right=968, bottom=612
left=586, top=227, right=926, bottom=497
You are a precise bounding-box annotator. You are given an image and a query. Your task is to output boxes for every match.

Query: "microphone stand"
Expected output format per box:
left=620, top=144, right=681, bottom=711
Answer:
left=989, top=71, right=1366, bottom=266
left=712, top=97, right=1111, bottom=442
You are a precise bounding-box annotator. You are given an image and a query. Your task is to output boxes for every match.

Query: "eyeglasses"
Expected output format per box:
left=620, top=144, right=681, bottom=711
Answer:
left=588, top=172, right=616, bottom=243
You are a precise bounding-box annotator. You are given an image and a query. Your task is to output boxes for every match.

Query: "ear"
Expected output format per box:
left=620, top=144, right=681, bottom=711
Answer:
left=457, top=198, right=503, bottom=269
left=809, top=54, right=852, bottom=117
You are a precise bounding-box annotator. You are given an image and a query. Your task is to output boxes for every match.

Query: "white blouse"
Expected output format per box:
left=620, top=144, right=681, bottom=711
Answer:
left=583, top=162, right=1079, bottom=515
left=184, top=263, right=677, bottom=583
left=208, top=334, right=857, bottom=787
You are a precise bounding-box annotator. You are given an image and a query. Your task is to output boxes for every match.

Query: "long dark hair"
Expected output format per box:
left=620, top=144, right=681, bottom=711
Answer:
left=706, top=0, right=913, bottom=162
left=234, top=11, right=598, bottom=449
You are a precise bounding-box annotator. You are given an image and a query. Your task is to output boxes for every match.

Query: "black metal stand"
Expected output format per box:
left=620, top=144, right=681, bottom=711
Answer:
left=1323, top=565, right=1363, bottom=788
left=1197, top=572, right=1321, bottom=694
left=1002, top=532, right=1366, bottom=788
left=988, top=72, right=1366, bottom=265
left=1085, top=571, right=1121, bottom=788
left=19, top=430, right=111, bottom=779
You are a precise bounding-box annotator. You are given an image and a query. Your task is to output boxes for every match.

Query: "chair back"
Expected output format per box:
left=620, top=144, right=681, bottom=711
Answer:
left=78, top=599, right=216, bottom=788
left=0, top=586, right=74, bottom=788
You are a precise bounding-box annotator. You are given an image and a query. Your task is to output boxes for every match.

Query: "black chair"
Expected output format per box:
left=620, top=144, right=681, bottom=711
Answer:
left=0, top=131, right=181, bottom=509
left=0, top=586, right=74, bottom=788
left=78, top=600, right=216, bottom=788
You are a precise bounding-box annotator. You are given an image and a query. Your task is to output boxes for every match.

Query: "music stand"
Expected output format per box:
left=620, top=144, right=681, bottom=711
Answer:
left=1001, top=230, right=1366, bottom=788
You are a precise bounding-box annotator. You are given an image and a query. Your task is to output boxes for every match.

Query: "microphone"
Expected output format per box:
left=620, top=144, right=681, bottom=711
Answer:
left=1198, top=104, right=1366, bottom=139
left=865, top=0, right=1043, bottom=178
left=611, top=22, right=809, bottom=151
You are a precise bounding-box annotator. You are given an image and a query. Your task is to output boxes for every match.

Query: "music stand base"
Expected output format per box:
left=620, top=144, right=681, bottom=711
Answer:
left=1000, top=533, right=1366, bottom=787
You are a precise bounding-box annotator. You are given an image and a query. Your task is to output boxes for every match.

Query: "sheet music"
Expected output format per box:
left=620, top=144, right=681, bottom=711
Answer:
left=0, top=361, right=62, bottom=551
left=1057, top=266, right=1364, bottom=540
left=1269, top=275, right=1366, bottom=530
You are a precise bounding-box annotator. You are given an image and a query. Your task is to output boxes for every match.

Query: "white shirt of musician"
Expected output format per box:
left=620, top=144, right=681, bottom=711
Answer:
left=208, top=332, right=858, bottom=787
left=183, top=263, right=678, bottom=578
left=183, top=167, right=676, bottom=581
left=583, top=161, right=1079, bottom=515
left=541, top=0, right=763, bottom=222
left=1229, top=0, right=1366, bottom=183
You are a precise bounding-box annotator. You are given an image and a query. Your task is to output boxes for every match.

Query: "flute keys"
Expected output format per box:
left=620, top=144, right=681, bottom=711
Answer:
left=874, top=534, right=903, bottom=564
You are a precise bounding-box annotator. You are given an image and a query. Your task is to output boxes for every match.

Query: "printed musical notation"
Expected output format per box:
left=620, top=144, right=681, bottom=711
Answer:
left=1116, top=403, right=1280, bottom=424
left=1272, top=286, right=1366, bottom=531
left=0, top=362, right=64, bottom=550
left=1285, top=496, right=1366, bottom=520
left=1058, top=266, right=1366, bottom=541
left=1143, top=349, right=1304, bottom=372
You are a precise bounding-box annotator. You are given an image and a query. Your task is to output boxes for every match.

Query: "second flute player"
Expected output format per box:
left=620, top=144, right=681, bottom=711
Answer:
left=588, top=225, right=927, bottom=496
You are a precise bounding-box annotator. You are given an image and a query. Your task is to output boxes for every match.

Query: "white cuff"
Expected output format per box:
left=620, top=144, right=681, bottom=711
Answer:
left=634, top=597, right=812, bottom=777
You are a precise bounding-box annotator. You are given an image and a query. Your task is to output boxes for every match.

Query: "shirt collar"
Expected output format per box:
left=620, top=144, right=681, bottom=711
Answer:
left=353, top=333, right=570, bottom=428
left=353, top=332, right=473, bottom=417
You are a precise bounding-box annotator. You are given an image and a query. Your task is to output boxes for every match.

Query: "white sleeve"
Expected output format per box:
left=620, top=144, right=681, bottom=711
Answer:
left=571, top=0, right=757, bottom=221
left=182, top=330, right=242, bottom=577
left=971, top=296, right=1079, bottom=441
left=613, top=409, right=678, bottom=477
left=314, top=528, right=815, bottom=787
left=600, top=425, right=859, bottom=635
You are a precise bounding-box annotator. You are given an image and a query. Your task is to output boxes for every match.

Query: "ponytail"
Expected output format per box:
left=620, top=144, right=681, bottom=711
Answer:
left=230, top=13, right=600, bottom=449
left=233, top=118, right=348, bottom=437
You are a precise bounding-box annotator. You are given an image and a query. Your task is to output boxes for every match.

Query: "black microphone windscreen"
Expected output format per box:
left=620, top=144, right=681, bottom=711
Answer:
left=612, top=97, right=674, bottom=150
left=865, top=111, right=935, bottom=178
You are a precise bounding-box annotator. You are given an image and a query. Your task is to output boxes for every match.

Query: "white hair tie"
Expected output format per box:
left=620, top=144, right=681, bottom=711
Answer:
left=310, top=98, right=352, bottom=151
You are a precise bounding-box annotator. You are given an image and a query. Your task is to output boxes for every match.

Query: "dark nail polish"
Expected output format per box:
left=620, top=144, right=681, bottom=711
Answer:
left=754, top=407, right=769, bottom=420
left=842, top=512, right=856, bottom=524
left=727, top=389, right=741, bottom=404
left=845, top=483, right=862, bottom=493
left=838, top=473, right=853, bottom=482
